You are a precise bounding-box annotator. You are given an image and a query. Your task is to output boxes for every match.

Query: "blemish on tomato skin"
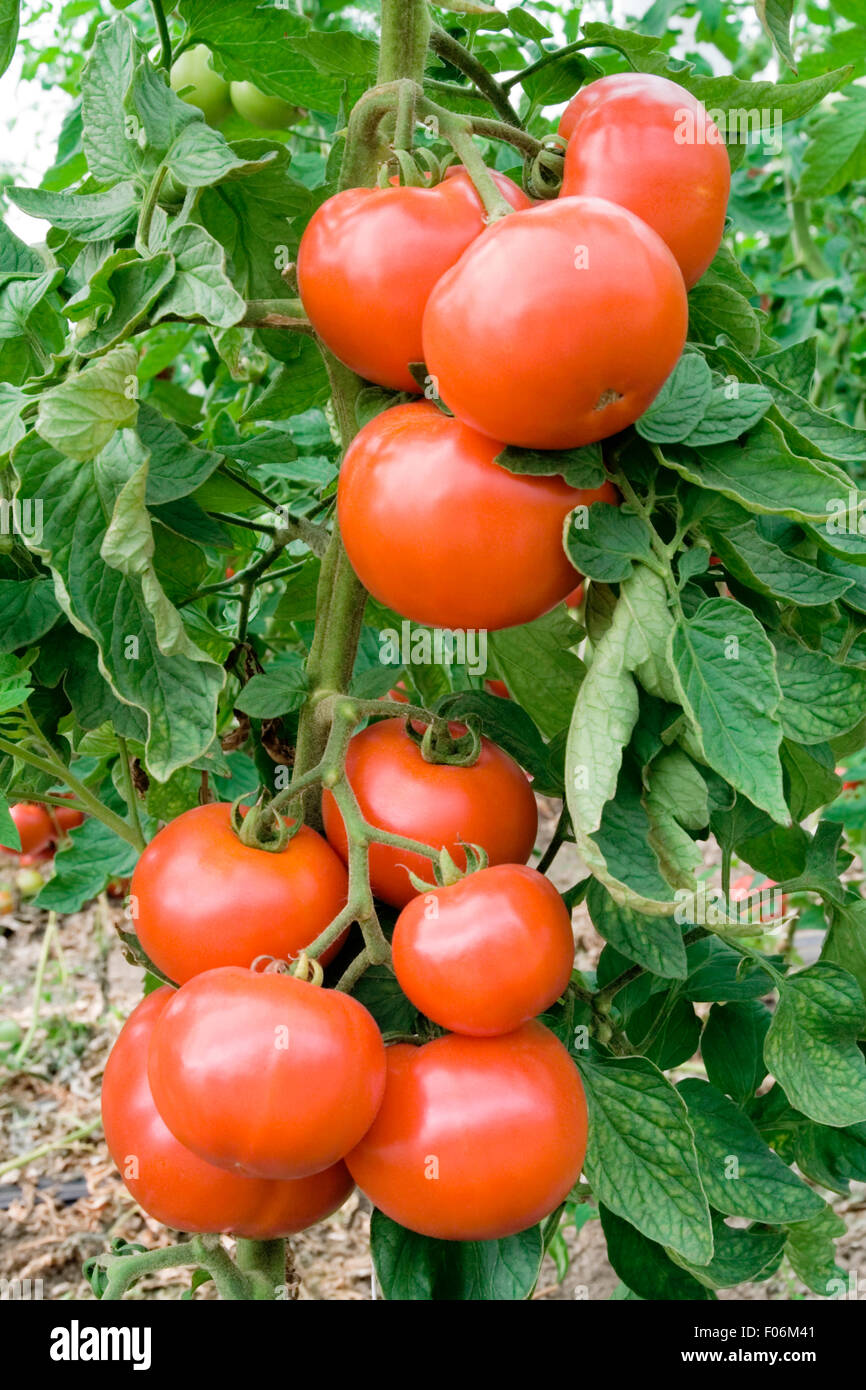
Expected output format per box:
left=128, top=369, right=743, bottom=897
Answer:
left=594, top=389, right=624, bottom=411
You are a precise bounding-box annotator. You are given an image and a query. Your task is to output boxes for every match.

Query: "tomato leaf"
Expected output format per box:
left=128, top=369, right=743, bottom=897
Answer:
left=575, top=1050, right=713, bottom=1265
left=764, top=962, right=866, bottom=1126
left=370, top=1210, right=543, bottom=1300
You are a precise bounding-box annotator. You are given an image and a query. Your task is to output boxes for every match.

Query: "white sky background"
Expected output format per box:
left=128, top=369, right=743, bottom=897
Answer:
left=1, top=0, right=720, bottom=243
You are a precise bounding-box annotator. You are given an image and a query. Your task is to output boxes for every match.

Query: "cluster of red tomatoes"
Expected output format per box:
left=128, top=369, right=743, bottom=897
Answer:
left=105, top=714, right=585, bottom=1241
left=297, top=73, right=728, bottom=633
left=0, top=800, right=85, bottom=865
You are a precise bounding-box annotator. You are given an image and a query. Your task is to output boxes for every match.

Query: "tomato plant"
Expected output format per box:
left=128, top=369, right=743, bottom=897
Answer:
left=1, top=0, right=865, bottom=1314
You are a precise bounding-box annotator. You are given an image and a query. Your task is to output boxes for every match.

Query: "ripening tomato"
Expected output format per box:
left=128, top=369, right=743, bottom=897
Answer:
left=346, top=1022, right=587, bottom=1240
left=338, top=402, right=616, bottom=629
left=229, top=81, right=299, bottom=129
left=104, top=988, right=353, bottom=1237
left=423, top=196, right=688, bottom=450
left=392, top=864, right=574, bottom=1036
left=170, top=45, right=231, bottom=126
left=130, top=803, right=349, bottom=984
left=321, top=718, right=538, bottom=909
left=148, top=966, right=386, bottom=1179
left=297, top=170, right=531, bottom=392
left=53, top=796, right=85, bottom=833
left=559, top=74, right=730, bottom=288
left=1, top=804, right=53, bottom=856
left=565, top=581, right=584, bottom=610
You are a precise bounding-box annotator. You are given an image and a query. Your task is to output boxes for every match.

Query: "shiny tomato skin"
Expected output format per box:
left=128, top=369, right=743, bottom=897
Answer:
left=559, top=74, right=730, bottom=288
left=346, top=1022, right=587, bottom=1240
left=338, top=402, right=616, bottom=629
left=130, top=802, right=349, bottom=984
left=321, top=718, right=538, bottom=909
left=565, top=581, right=585, bottom=609
left=297, top=171, right=531, bottom=392
left=392, top=864, right=575, bottom=1035
left=1, top=804, right=53, bottom=856
left=148, top=966, right=386, bottom=1179
left=103, top=988, right=353, bottom=1237
left=422, top=195, right=688, bottom=450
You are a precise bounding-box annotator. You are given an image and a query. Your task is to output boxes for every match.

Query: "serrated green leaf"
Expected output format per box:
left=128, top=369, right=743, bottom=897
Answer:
left=765, top=963, right=866, bottom=1127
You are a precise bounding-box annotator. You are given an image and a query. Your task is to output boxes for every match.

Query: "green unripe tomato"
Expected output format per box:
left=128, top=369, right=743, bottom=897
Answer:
left=15, top=866, right=44, bottom=898
left=0, top=1019, right=22, bottom=1052
left=229, top=81, right=299, bottom=129
left=170, top=45, right=231, bottom=126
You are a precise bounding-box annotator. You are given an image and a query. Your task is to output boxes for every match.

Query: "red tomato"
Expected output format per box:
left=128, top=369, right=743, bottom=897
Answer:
left=130, top=802, right=349, bottom=984
left=148, top=966, right=386, bottom=1179
left=321, top=717, right=538, bottom=909
left=1, top=804, right=53, bottom=856
left=297, top=170, right=531, bottom=392
left=423, top=196, right=688, bottom=449
left=387, top=682, right=409, bottom=704
left=53, top=796, right=85, bottom=832
left=392, top=864, right=574, bottom=1035
left=346, top=1022, right=587, bottom=1240
left=338, top=402, right=617, bottom=629
left=729, top=874, right=786, bottom=923
left=559, top=74, right=730, bottom=288
left=103, top=988, right=353, bottom=1237
left=485, top=679, right=510, bottom=699
left=565, top=582, right=584, bottom=609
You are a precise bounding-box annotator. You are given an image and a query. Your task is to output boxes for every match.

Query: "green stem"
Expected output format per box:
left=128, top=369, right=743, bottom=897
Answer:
left=116, top=737, right=144, bottom=848
left=428, top=24, right=524, bottom=128
left=0, top=735, right=144, bottom=850
left=150, top=0, right=172, bottom=71
left=241, top=299, right=313, bottom=333
left=234, top=1239, right=286, bottom=1298
left=378, top=0, right=432, bottom=84
left=393, top=78, right=417, bottom=152
left=469, top=116, right=544, bottom=158
left=502, top=38, right=637, bottom=92
left=12, top=913, right=57, bottom=1068
left=785, top=171, right=831, bottom=279
left=418, top=97, right=513, bottom=221
left=136, top=164, right=168, bottom=254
